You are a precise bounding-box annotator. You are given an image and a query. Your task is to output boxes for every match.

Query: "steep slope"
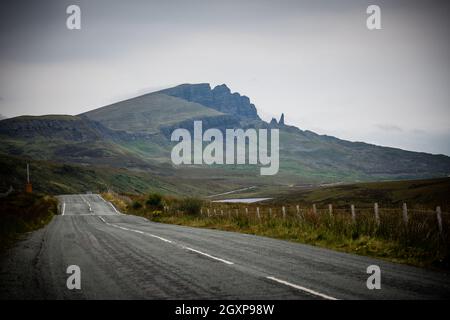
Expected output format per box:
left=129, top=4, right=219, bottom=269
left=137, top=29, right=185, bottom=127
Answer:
left=82, top=92, right=224, bottom=134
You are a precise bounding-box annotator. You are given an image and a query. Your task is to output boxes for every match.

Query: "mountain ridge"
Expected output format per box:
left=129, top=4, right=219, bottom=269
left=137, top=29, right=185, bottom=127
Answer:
left=1, top=83, right=449, bottom=194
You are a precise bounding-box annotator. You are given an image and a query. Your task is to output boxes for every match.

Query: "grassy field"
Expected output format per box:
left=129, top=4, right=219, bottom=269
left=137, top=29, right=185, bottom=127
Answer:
left=0, top=192, right=58, bottom=251
left=268, top=177, right=450, bottom=210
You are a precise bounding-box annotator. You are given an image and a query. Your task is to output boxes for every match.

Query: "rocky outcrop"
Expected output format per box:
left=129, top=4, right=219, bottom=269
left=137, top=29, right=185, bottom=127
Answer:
left=159, top=83, right=260, bottom=120
left=279, top=113, right=285, bottom=125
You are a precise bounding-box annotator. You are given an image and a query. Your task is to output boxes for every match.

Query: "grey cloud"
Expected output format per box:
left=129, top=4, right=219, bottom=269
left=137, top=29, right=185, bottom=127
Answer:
left=376, top=124, right=403, bottom=133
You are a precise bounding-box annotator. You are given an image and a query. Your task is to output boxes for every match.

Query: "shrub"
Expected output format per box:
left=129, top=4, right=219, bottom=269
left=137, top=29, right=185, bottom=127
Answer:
left=146, top=193, right=163, bottom=209
left=177, top=198, right=203, bottom=215
left=131, top=201, right=142, bottom=210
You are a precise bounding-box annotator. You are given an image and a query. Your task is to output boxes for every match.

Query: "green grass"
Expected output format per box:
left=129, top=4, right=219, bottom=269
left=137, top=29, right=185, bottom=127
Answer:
left=0, top=192, right=57, bottom=251
left=82, top=93, right=223, bottom=134
left=268, top=178, right=450, bottom=211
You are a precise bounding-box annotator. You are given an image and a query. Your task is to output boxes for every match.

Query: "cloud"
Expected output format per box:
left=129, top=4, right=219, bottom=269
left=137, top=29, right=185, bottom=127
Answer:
left=375, top=124, right=403, bottom=133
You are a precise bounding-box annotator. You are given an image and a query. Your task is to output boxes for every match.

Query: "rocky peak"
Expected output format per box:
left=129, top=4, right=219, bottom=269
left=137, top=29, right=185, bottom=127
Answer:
left=159, top=83, right=260, bottom=120
left=279, top=113, right=285, bottom=125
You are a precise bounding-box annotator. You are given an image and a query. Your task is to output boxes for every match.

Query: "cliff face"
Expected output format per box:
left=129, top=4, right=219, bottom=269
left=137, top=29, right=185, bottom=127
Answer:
left=159, top=83, right=260, bottom=120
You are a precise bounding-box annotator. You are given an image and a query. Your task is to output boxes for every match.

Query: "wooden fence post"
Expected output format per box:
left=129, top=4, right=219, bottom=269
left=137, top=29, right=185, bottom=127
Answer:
left=296, top=205, right=301, bottom=220
left=256, top=207, right=261, bottom=220
left=200, top=208, right=203, bottom=216
left=374, top=202, right=380, bottom=226
left=402, top=203, right=408, bottom=225
left=328, top=204, right=333, bottom=216
left=436, top=206, right=443, bottom=235
left=313, top=204, right=317, bottom=215
left=282, top=206, right=286, bottom=219
left=245, top=207, right=248, bottom=216
left=351, top=204, right=356, bottom=223
left=207, top=208, right=210, bottom=217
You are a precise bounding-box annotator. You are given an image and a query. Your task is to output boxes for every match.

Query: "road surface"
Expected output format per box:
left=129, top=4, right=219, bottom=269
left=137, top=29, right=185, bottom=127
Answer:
left=0, top=194, right=449, bottom=299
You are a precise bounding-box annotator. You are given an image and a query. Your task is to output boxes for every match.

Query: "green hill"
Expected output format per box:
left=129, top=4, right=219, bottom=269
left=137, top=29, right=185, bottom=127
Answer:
left=82, top=92, right=224, bottom=134
left=1, top=83, right=450, bottom=195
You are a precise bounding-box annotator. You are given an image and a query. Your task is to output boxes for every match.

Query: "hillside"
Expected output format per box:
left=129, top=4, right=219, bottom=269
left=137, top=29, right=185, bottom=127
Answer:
left=82, top=92, right=224, bottom=134
left=1, top=83, right=450, bottom=195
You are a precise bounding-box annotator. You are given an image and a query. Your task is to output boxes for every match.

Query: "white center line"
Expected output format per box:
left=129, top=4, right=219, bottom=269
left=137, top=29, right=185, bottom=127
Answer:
left=98, top=217, right=173, bottom=244
left=266, top=276, right=338, bottom=300
left=182, top=247, right=234, bottom=265
left=97, top=216, right=234, bottom=264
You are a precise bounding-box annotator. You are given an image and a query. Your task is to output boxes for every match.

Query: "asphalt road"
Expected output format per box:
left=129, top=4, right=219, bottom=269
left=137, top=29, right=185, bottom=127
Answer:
left=0, top=194, right=449, bottom=299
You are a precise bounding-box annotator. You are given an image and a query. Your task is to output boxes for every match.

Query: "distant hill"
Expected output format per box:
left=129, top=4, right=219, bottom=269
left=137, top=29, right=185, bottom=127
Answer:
left=1, top=83, right=450, bottom=195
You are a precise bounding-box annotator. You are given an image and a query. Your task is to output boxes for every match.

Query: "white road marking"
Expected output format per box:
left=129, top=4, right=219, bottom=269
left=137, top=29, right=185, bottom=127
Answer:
left=108, top=202, right=121, bottom=214
left=96, top=194, right=122, bottom=215
left=266, top=276, right=338, bottom=300
left=96, top=216, right=235, bottom=265
left=182, top=247, right=234, bottom=265
left=98, top=217, right=173, bottom=244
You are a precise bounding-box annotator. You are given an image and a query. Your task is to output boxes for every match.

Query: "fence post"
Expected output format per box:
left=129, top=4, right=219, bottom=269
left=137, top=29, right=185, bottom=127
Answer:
left=245, top=207, right=248, bottom=216
left=200, top=208, right=203, bottom=216
left=351, top=204, right=356, bottom=223
left=296, top=205, right=301, bottom=220
left=374, top=202, right=380, bottom=226
left=207, top=208, right=210, bottom=217
left=313, top=204, right=317, bottom=215
left=402, top=203, right=408, bottom=225
left=256, top=207, right=261, bottom=220
left=214, top=208, right=217, bottom=216
left=235, top=208, right=239, bottom=217
left=436, top=206, right=443, bottom=235
left=282, top=206, right=286, bottom=219
left=328, top=204, right=333, bottom=216
left=221, top=209, right=224, bottom=216
left=269, top=208, right=272, bottom=218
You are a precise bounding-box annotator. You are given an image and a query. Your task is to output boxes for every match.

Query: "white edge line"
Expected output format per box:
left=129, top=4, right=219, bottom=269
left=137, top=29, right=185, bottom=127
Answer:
left=109, top=202, right=121, bottom=214
left=96, top=194, right=121, bottom=215
left=183, top=247, right=234, bottom=265
left=266, top=276, right=338, bottom=300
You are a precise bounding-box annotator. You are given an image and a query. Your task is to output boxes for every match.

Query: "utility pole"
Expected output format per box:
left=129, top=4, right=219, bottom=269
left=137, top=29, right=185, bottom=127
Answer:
left=25, top=163, right=32, bottom=193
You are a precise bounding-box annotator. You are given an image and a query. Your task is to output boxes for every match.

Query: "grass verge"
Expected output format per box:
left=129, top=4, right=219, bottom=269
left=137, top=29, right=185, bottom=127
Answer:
left=0, top=192, right=57, bottom=252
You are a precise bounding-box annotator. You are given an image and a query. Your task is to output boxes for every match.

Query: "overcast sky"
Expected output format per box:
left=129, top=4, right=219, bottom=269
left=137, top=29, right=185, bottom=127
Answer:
left=0, top=0, right=449, bottom=155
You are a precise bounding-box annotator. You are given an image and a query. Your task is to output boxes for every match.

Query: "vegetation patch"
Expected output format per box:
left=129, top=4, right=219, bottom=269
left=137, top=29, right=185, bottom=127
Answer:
left=0, top=192, right=57, bottom=251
